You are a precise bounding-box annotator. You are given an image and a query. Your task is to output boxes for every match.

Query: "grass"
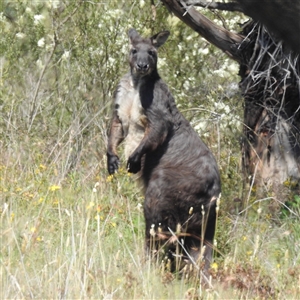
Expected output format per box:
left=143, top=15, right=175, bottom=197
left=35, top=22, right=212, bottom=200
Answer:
left=1, top=148, right=299, bottom=299
left=1, top=2, right=299, bottom=297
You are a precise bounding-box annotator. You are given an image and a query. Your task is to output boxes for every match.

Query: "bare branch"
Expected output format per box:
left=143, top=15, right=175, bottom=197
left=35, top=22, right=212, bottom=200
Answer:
left=185, top=0, right=243, bottom=12
left=161, top=0, right=247, bottom=62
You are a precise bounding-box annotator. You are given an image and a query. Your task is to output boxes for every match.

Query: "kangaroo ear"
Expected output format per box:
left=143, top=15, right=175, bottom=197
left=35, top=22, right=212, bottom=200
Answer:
left=151, top=31, right=170, bottom=48
left=128, top=28, right=140, bottom=44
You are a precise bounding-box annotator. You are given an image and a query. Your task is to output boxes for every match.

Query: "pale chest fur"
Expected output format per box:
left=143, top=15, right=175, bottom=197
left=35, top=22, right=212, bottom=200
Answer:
left=115, top=73, right=146, bottom=159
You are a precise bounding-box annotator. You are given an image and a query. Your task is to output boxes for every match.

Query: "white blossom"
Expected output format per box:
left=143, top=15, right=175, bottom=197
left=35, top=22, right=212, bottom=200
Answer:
left=36, top=59, right=44, bottom=69
left=157, top=57, right=166, bottom=69
left=34, top=14, right=45, bottom=25
left=228, top=62, right=239, bottom=75
left=16, top=32, right=26, bottom=39
left=48, top=0, right=60, bottom=9
left=140, top=0, right=145, bottom=8
left=199, top=47, right=209, bottom=55
left=37, top=37, right=45, bottom=48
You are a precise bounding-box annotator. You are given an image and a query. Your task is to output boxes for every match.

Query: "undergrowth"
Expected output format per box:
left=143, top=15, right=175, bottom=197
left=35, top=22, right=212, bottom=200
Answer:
left=1, top=1, right=299, bottom=299
left=1, top=151, right=299, bottom=299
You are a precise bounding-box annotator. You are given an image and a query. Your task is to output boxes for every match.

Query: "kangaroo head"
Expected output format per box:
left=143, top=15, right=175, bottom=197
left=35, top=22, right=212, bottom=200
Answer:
left=128, top=29, right=170, bottom=77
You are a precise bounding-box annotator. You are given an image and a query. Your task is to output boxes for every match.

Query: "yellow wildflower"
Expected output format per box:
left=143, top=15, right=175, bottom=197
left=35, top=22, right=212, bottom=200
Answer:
left=49, top=185, right=61, bottom=191
left=52, top=198, right=59, bottom=205
left=106, top=175, right=114, bottom=183
left=86, top=201, right=95, bottom=210
left=211, top=262, right=218, bottom=271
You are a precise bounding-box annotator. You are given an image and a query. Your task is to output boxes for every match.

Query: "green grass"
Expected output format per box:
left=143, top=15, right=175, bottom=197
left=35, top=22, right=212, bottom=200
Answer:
left=1, top=153, right=299, bottom=299
left=1, top=2, right=299, bottom=297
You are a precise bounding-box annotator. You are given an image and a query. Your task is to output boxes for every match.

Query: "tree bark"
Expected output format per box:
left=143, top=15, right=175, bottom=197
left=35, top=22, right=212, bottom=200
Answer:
left=239, top=21, right=300, bottom=198
left=236, top=0, right=300, bottom=54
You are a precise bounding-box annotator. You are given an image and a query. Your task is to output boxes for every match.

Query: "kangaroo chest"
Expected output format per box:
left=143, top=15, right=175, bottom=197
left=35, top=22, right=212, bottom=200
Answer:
left=115, top=73, right=147, bottom=158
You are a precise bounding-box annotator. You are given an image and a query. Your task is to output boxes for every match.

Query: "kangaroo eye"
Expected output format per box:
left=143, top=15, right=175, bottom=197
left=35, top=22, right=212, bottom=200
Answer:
left=148, top=50, right=155, bottom=56
left=131, top=48, right=137, bottom=55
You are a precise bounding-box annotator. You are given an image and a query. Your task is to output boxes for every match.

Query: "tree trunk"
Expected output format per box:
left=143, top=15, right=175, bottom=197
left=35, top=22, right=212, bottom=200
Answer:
left=161, top=0, right=300, bottom=201
left=240, top=21, right=300, bottom=201
left=236, top=0, right=300, bottom=54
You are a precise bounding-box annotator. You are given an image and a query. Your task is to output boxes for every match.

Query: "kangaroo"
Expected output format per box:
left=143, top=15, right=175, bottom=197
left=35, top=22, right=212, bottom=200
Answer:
left=107, top=29, right=221, bottom=276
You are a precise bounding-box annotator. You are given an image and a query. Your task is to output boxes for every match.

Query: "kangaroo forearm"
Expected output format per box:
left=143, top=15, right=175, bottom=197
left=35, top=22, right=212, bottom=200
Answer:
left=107, top=118, right=124, bottom=156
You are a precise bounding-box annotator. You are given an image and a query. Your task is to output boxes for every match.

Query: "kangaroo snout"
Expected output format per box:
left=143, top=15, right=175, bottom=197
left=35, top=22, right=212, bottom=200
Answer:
left=136, top=62, right=150, bottom=73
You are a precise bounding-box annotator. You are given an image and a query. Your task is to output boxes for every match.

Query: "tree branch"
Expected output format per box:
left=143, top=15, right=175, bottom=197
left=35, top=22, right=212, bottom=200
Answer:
left=185, top=0, right=243, bottom=12
left=161, top=0, right=247, bottom=62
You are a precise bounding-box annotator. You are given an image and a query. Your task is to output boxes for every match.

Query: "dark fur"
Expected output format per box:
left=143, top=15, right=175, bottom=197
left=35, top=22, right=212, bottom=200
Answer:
left=107, top=29, right=221, bottom=272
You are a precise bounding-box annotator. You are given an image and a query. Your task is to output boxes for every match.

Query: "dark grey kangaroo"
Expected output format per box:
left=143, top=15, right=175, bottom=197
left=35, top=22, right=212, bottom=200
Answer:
left=107, top=29, right=221, bottom=275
